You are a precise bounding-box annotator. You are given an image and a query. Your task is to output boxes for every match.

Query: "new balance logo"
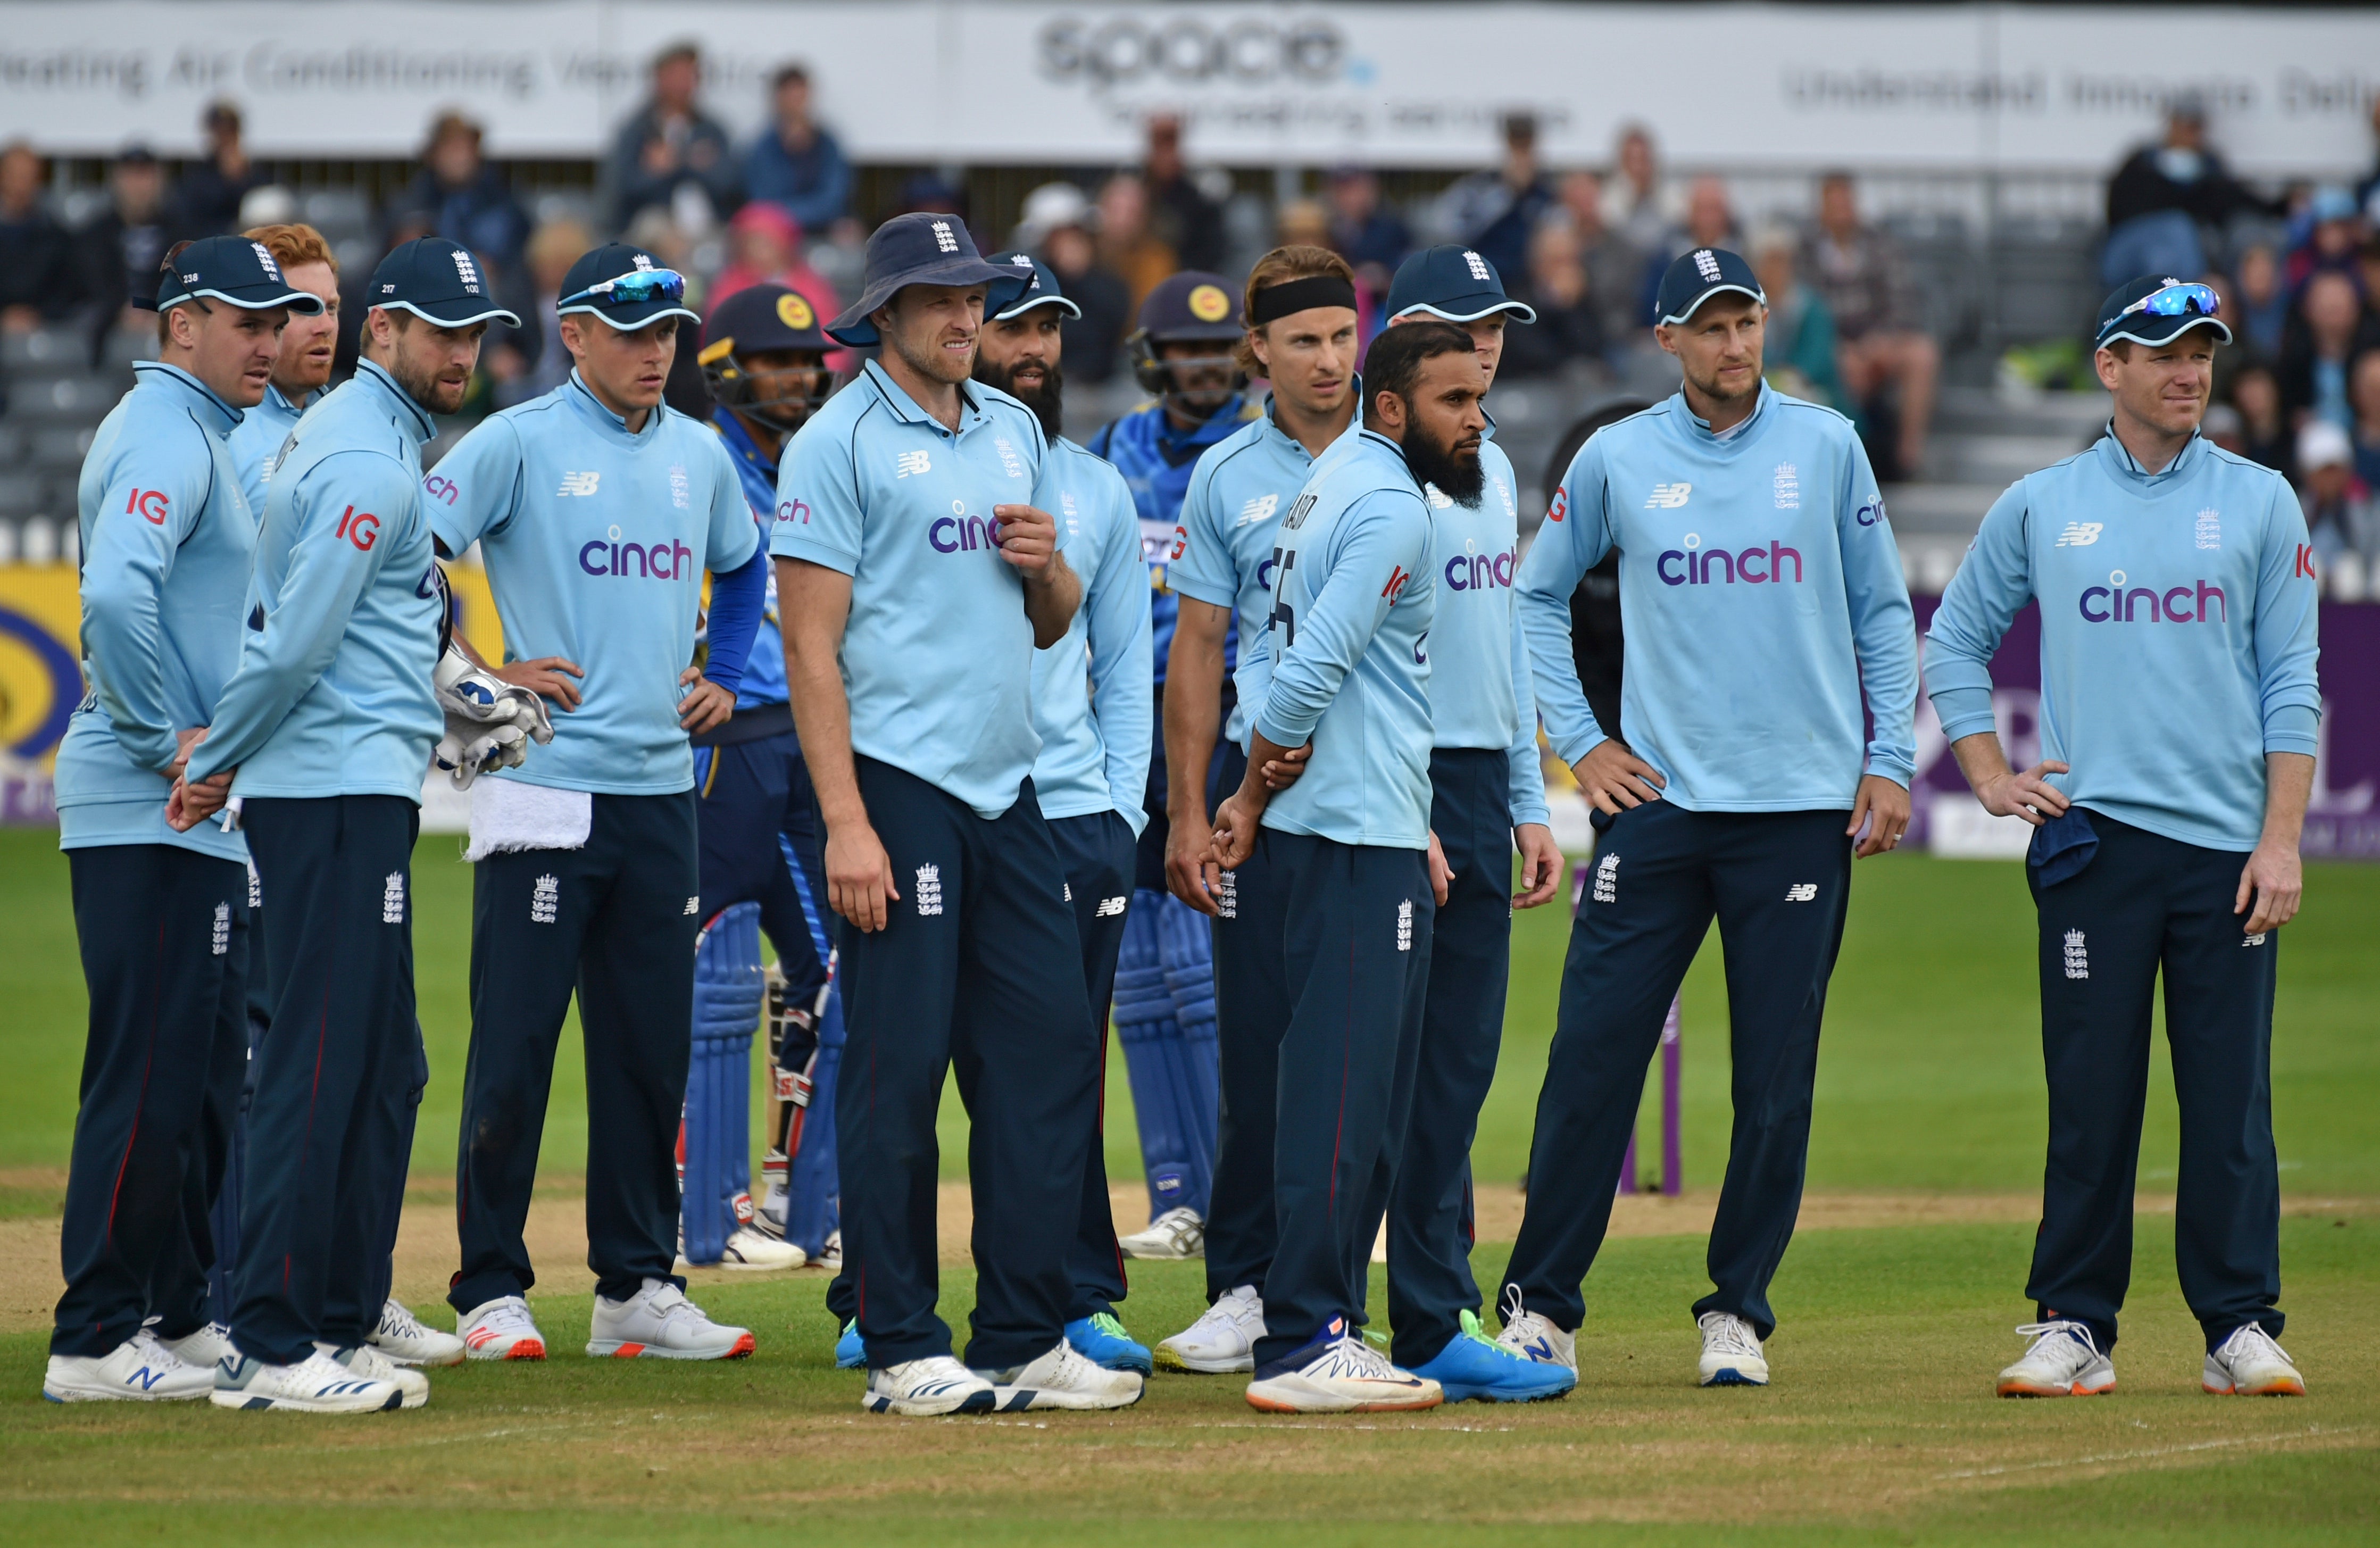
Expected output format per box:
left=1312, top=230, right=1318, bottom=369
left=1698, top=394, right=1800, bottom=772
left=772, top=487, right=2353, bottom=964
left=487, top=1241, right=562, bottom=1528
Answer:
left=1213, top=868, right=1238, bottom=920
left=2063, top=929, right=2089, bottom=980
left=915, top=864, right=944, bottom=917
left=2054, top=522, right=2102, bottom=547
left=1784, top=883, right=1818, bottom=902
left=1095, top=895, right=1129, bottom=917
left=683, top=896, right=699, bottom=916
left=1462, top=249, right=1492, bottom=282
left=1236, top=493, right=1278, bottom=528
left=1395, top=898, right=1413, bottom=952
left=211, top=902, right=230, bottom=955
left=1063, top=883, right=1073, bottom=902
left=1592, top=852, right=1619, bottom=904
left=531, top=874, right=559, bottom=924
left=1645, top=482, right=1692, bottom=509
left=2243, top=932, right=2267, bottom=947
left=930, top=219, right=959, bottom=254
left=557, top=471, right=601, bottom=497
left=895, top=450, right=932, bottom=478
left=381, top=872, right=406, bottom=925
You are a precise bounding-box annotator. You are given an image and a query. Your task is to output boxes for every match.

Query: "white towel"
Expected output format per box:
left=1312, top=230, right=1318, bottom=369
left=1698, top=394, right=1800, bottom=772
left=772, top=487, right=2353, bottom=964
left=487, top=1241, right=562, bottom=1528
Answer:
left=464, top=777, right=593, bottom=861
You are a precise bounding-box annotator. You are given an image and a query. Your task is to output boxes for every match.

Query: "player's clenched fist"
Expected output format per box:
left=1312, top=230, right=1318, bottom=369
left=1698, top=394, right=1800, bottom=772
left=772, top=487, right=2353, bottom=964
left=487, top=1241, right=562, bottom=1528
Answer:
left=991, top=503, right=1058, bottom=576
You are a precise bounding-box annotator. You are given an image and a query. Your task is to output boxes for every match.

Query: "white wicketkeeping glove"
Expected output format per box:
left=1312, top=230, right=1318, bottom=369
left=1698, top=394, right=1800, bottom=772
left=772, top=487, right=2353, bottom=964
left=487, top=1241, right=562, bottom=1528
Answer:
left=433, top=644, right=555, bottom=789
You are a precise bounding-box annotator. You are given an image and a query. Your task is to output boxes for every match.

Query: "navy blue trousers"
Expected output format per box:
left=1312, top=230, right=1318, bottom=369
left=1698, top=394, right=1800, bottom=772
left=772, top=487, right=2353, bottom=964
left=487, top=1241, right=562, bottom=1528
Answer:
left=1045, top=810, right=1139, bottom=1320
left=830, top=759, right=1100, bottom=1371
left=53, top=843, right=249, bottom=1358
left=451, top=790, right=700, bottom=1310
left=1502, top=802, right=1851, bottom=1341
left=694, top=727, right=829, bottom=1008
left=2027, top=810, right=2284, bottom=1354
left=1253, top=830, right=1434, bottom=1369
left=232, top=796, right=422, bottom=1366
left=1384, top=748, right=1516, bottom=1368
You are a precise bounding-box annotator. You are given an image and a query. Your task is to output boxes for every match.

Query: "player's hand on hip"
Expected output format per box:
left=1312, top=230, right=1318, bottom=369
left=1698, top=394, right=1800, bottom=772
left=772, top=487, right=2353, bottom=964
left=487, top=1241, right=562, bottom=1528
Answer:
left=1210, top=790, right=1261, bottom=871
left=826, top=821, right=900, bottom=933
left=1259, top=741, right=1311, bottom=790
left=1571, top=740, right=1665, bottom=815
left=1976, top=760, right=2069, bottom=827
left=1426, top=829, right=1453, bottom=906
left=677, top=668, right=735, bottom=734
left=992, top=504, right=1058, bottom=578
left=493, top=655, right=585, bottom=711
left=1848, top=773, right=1912, bottom=858
left=1166, top=817, right=1224, bottom=916
left=166, top=770, right=232, bottom=831
left=1512, top=822, right=1563, bottom=908
left=2235, top=840, right=2302, bottom=936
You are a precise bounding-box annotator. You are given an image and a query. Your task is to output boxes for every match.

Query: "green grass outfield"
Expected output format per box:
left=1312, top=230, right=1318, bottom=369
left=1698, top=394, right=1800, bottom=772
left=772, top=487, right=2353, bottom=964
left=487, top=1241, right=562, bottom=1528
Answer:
left=1, top=828, right=2374, bottom=1543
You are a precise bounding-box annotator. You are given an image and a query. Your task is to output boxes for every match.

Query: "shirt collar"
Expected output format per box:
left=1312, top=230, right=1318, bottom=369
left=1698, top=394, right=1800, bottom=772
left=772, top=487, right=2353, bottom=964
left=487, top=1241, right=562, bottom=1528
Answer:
left=264, top=381, right=312, bottom=415
left=1261, top=378, right=1361, bottom=461
left=2096, top=422, right=2205, bottom=485
left=1677, top=381, right=1771, bottom=445
left=1355, top=427, right=1425, bottom=494
left=862, top=358, right=990, bottom=434
left=353, top=357, right=436, bottom=445
left=564, top=368, right=662, bottom=443
left=132, top=360, right=243, bottom=436
left=711, top=405, right=777, bottom=476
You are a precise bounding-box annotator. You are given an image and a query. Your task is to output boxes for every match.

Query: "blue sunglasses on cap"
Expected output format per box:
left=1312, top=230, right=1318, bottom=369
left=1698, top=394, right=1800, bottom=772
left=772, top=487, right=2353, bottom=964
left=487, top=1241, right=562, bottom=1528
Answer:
left=561, top=268, right=688, bottom=308
left=2113, top=281, right=2220, bottom=323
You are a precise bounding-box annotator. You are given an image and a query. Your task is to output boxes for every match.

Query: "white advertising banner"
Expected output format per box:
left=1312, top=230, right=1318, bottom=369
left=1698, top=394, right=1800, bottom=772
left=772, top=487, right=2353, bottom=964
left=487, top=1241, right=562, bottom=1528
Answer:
left=0, top=1, right=2374, bottom=173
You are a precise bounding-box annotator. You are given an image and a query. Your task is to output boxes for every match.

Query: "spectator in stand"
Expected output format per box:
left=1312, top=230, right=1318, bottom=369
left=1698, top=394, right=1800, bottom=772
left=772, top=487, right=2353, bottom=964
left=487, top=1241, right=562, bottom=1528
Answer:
left=1097, top=173, right=1175, bottom=315
left=77, top=146, right=176, bottom=338
left=2284, top=186, right=2363, bottom=297
left=1633, top=176, right=1740, bottom=336
left=1019, top=182, right=1129, bottom=385
left=1803, top=172, right=1937, bottom=480
left=2202, top=402, right=2247, bottom=456
left=2102, top=94, right=2281, bottom=287
left=1141, top=113, right=1226, bottom=273
left=176, top=101, right=257, bottom=236
left=1554, top=169, right=1647, bottom=343
left=2229, top=359, right=2295, bottom=482
left=1500, top=218, right=1602, bottom=380
left=2233, top=242, right=2289, bottom=359
left=2280, top=271, right=2379, bottom=431
left=1605, top=123, right=1671, bottom=256
left=1327, top=164, right=1412, bottom=303
left=1434, top=112, right=1553, bottom=284
left=2357, top=237, right=2380, bottom=312
left=0, top=143, right=81, bottom=332
left=1751, top=228, right=1846, bottom=411
left=743, top=64, right=851, bottom=233
left=709, top=199, right=847, bottom=374
left=610, top=41, right=739, bottom=230
left=495, top=215, right=592, bottom=405
left=390, top=113, right=530, bottom=281
left=2296, top=420, right=2379, bottom=570
left=2361, top=97, right=2380, bottom=214
left=1276, top=199, right=1332, bottom=250
left=2352, top=349, right=2380, bottom=492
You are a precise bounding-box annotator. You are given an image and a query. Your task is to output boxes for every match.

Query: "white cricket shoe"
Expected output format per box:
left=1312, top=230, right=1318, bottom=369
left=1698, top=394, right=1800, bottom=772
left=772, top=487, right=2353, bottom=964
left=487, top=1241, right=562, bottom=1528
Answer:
left=1155, top=1284, right=1264, bottom=1373
left=1492, top=1286, right=1578, bottom=1374
left=1245, top=1317, right=1442, bottom=1413
left=156, top=1321, right=230, bottom=1370
left=1697, top=1311, right=1770, bottom=1387
left=43, top=1329, right=213, bottom=1403
left=863, top=1355, right=997, bottom=1416
left=319, top=1341, right=428, bottom=1409
left=587, top=1278, right=755, bottom=1360
left=212, top=1347, right=403, bottom=1412
left=814, top=1229, right=843, bottom=1272
left=975, top=1339, right=1145, bottom=1411
left=1119, top=1206, right=1206, bottom=1260
left=1997, top=1320, right=2115, bottom=1397
left=370, top=1300, right=466, bottom=1368
left=457, top=1295, right=548, bottom=1361
left=718, top=1225, right=805, bottom=1271
left=2203, top=1324, right=2305, bottom=1397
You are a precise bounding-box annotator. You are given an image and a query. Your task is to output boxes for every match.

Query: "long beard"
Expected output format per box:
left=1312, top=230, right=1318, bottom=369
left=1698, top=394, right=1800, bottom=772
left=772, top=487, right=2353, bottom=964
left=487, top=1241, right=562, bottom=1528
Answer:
left=1402, top=423, right=1485, bottom=507
left=975, top=356, right=1065, bottom=442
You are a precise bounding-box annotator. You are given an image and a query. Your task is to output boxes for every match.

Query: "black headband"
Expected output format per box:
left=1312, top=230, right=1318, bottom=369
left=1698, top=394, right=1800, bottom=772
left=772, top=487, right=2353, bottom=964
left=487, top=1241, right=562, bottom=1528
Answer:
left=1249, top=274, right=1358, bottom=325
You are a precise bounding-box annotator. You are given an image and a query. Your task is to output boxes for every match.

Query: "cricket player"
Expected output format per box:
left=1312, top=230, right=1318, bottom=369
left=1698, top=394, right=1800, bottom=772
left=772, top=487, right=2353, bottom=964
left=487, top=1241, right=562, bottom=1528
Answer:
left=1149, top=248, right=1362, bottom=1374
left=1499, top=248, right=1918, bottom=1389
left=1085, top=271, right=1256, bottom=1262
left=43, top=236, right=313, bottom=1404
left=680, top=281, right=837, bottom=1274
left=430, top=244, right=768, bottom=1363
left=1929, top=278, right=2320, bottom=1400
left=976, top=253, right=1156, bottom=1370
left=775, top=212, right=1138, bottom=1416
left=1375, top=248, right=1570, bottom=1403
left=1211, top=320, right=1488, bottom=1413
left=182, top=237, right=504, bottom=1412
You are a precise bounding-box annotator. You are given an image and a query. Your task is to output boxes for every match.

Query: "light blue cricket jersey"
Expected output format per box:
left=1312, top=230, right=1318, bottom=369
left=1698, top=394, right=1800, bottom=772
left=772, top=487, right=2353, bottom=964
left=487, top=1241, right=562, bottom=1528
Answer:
left=1517, top=386, right=1918, bottom=811
left=57, top=362, right=255, bottom=860
left=1032, top=436, right=1154, bottom=835
left=187, top=359, right=443, bottom=800
left=771, top=359, right=1061, bottom=820
left=428, top=371, right=759, bottom=796
left=1166, top=395, right=1352, bottom=747
left=1241, top=427, right=1435, bottom=850
left=225, top=381, right=311, bottom=522
left=1426, top=434, right=1549, bottom=827
left=1927, top=430, right=2321, bottom=853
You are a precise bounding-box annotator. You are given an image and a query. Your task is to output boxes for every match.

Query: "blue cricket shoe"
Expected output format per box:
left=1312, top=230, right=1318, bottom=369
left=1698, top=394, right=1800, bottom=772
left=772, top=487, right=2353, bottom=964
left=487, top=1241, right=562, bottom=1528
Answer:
left=1409, top=1310, right=1578, bottom=1403
left=1067, top=1312, right=1154, bottom=1375
left=834, top=1319, right=866, bottom=1369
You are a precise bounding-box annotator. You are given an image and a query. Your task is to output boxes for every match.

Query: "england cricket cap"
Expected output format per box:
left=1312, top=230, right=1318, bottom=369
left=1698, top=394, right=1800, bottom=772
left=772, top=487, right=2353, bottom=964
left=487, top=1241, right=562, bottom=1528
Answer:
left=2093, top=275, right=2233, bottom=351
left=144, top=233, right=326, bottom=315
left=984, top=251, right=1081, bottom=322
left=1654, top=247, right=1765, bottom=326
left=1135, top=270, right=1244, bottom=342
left=700, top=284, right=834, bottom=361
left=555, top=243, right=697, bottom=331
left=827, top=212, right=1010, bottom=346
left=1385, top=244, right=1537, bottom=325
left=366, top=237, right=521, bottom=329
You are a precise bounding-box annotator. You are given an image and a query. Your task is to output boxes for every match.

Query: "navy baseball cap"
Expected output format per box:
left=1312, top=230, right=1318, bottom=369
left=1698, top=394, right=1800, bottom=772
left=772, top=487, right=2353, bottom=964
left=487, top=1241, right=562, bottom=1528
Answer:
left=984, top=251, right=1081, bottom=322
left=1135, top=270, right=1244, bottom=342
left=1654, top=247, right=1765, bottom=326
left=365, top=237, right=521, bottom=329
left=556, top=244, right=698, bottom=331
left=699, top=284, right=833, bottom=361
left=828, top=213, right=1010, bottom=346
left=1385, top=245, right=1536, bottom=325
left=144, top=234, right=325, bottom=315
left=2094, top=275, right=2233, bottom=351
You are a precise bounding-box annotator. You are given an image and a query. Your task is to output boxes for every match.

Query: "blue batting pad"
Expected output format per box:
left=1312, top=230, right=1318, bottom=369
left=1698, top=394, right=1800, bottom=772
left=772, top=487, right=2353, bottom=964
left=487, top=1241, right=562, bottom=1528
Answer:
left=779, top=833, right=843, bottom=1259
left=1116, top=890, right=1197, bottom=1221
left=684, top=902, right=764, bottom=1264
left=1157, top=895, right=1220, bottom=1218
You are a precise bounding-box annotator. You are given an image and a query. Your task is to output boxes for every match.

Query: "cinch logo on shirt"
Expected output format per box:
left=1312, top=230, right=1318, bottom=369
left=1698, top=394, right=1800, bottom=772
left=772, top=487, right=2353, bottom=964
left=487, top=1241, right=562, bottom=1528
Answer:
left=2077, top=573, right=2225, bottom=623
left=777, top=497, right=811, bottom=525
left=2054, top=521, right=2102, bottom=547
left=557, top=471, right=601, bottom=496
left=579, top=531, right=696, bottom=579
left=422, top=473, right=460, bottom=506
left=1236, top=493, right=1279, bottom=528
left=1644, top=482, right=1692, bottom=509
left=1444, top=545, right=1517, bottom=591
left=930, top=506, right=1004, bottom=553
left=1656, top=536, right=1802, bottom=586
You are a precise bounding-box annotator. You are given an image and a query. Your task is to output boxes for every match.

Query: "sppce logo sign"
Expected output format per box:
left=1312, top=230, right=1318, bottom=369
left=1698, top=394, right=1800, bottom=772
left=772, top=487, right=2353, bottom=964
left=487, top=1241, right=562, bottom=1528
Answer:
left=1037, top=13, right=1345, bottom=87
